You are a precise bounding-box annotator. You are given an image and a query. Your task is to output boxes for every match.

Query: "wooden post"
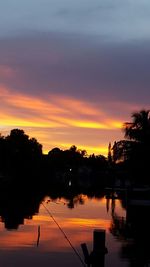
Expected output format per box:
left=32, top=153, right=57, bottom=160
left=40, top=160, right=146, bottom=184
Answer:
left=81, top=243, right=90, bottom=267
left=80, top=229, right=107, bottom=267
left=91, top=229, right=107, bottom=267
left=93, top=229, right=105, bottom=251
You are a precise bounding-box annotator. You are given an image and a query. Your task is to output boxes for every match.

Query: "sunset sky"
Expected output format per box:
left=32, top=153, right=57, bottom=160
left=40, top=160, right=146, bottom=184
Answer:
left=0, top=0, right=150, bottom=155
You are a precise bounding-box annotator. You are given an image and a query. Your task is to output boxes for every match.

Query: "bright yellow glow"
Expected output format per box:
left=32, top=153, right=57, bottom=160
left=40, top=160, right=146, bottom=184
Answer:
left=0, top=85, right=125, bottom=155
left=59, top=118, right=109, bottom=129
left=0, top=115, right=64, bottom=128
left=64, top=217, right=110, bottom=228
left=106, top=120, right=122, bottom=129
left=0, top=86, right=122, bottom=130
left=60, top=143, right=108, bottom=155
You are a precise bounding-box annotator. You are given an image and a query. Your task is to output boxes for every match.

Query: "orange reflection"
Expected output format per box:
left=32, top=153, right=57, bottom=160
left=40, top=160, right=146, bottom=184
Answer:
left=0, top=224, right=36, bottom=249
left=0, top=197, right=126, bottom=253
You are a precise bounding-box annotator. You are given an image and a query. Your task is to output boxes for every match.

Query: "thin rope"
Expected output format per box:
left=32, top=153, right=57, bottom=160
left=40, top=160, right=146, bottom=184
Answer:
left=42, top=202, right=86, bottom=267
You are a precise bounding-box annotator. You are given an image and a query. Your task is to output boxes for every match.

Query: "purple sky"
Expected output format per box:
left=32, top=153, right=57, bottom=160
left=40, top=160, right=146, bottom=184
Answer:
left=0, top=0, right=150, bottom=155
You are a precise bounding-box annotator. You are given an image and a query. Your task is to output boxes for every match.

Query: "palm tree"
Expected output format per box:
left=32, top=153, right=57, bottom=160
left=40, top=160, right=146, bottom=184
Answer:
left=123, top=110, right=150, bottom=182
left=112, top=110, right=150, bottom=184
left=123, top=109, right=150, bottom=144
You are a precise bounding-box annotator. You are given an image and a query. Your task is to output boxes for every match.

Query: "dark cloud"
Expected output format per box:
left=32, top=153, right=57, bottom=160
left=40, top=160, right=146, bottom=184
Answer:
left=0, top=32, right=150, bottom=106
left=1, top=0, right=150, bottom=41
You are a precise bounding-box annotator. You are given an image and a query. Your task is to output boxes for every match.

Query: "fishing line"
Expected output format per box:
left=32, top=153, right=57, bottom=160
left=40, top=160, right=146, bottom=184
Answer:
left=42, top=202, right=86, bottom=267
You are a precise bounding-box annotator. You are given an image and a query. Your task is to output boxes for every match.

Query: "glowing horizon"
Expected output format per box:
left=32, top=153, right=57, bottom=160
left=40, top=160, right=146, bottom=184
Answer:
left=0, top=85, right=126, bottom=156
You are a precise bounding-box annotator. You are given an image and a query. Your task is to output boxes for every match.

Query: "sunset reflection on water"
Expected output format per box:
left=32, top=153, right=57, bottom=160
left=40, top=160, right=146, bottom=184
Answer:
left=0, top=196, right=127, bottom=267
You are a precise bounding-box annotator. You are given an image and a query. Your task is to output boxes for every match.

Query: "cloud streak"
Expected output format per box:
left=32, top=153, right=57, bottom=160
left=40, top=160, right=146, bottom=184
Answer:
left=0, top=33, right=150, bottom=106
left=0, top=85, right=125, bottom=155
left=0, top=85, right=124, bottom=130
left=0, top=30, right=149, bottom=155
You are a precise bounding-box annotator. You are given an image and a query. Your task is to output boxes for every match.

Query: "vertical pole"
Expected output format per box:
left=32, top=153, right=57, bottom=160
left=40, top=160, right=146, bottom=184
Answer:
left=81, top=243, right=90, bottom=267
left=92, top=229, right=106, bottom=267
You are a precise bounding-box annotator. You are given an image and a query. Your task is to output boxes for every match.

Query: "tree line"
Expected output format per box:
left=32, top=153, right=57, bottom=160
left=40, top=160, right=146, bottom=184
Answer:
left=0, top=129, right=108, bottom=189
left=0, top=109, right=150, bottom=186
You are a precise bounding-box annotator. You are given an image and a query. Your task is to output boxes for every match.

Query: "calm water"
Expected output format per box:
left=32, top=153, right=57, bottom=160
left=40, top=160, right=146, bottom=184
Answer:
left=0, top=194, right=131, bottom=267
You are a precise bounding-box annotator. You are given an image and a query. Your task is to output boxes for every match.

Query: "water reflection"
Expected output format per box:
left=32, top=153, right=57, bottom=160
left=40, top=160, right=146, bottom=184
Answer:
left=109, top=193, right=150, bottom=267
left=0, top=192, right=113, bottom=267
left=0, top=186, right=44, bottom=230
left=1, top=183, right=150, bottom=267
left=0, top=179, right=104, bottom=231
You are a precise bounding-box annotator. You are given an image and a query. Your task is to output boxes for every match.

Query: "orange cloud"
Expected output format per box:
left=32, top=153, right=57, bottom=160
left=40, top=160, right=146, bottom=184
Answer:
left=0, top=85, right=123, bottom=129
left=0, top=85, right=126, bottom=155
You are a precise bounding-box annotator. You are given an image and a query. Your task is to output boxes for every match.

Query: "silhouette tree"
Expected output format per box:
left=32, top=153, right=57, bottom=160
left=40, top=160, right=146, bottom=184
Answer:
left=3, top=129, right=42, bottom=174
left=123, top=110, right=150, bottom=144
left=6, top=129, right=42, bottom=158
left=113, top=110, right=150, bottom=184
left=0, top=134, right=7, bottom=172
left=112, top=140, right=136, bottom=163
left=123, top=110, right=150, bottom=163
